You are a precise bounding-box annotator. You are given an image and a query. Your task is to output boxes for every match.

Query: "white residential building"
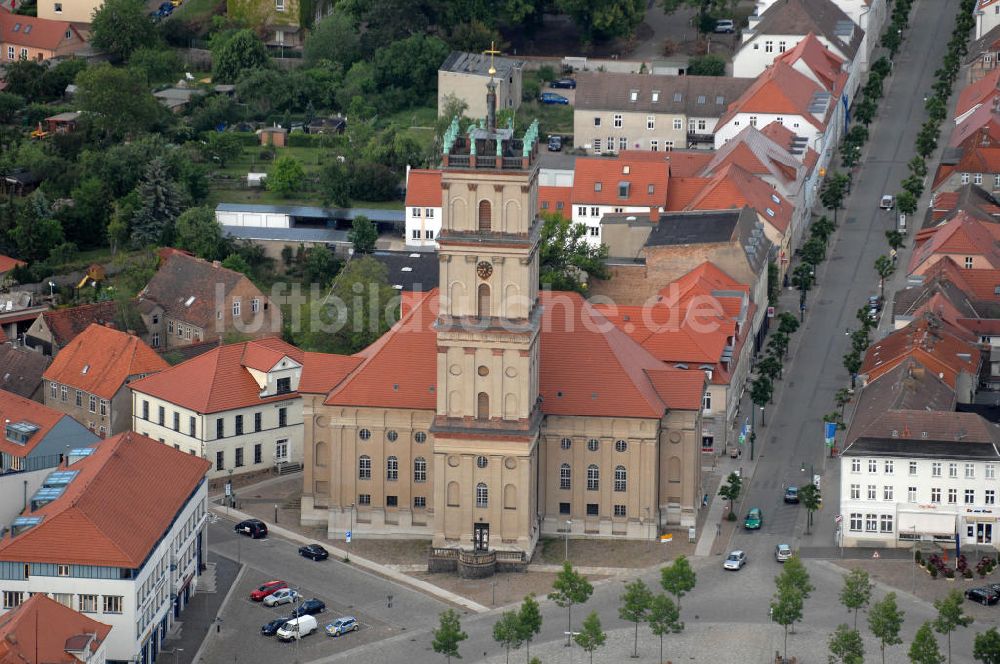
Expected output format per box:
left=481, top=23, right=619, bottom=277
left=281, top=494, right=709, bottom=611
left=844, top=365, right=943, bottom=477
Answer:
left=0, top=433, right=210, bottom=664
left=977, top=0, right=1000, bottom=39
left=129, top=338, right=305, bottom=480
left=404, top=168, right=443, bottom=248
left=569, top=155, right=669, bottom=247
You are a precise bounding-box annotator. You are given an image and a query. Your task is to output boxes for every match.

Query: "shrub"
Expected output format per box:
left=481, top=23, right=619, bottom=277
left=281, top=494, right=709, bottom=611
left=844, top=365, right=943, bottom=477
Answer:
left=945, top=568, right=955, bottom=579
left=964, top=569, right=974, bottom=579
left=915, top=550, right=922, bottom=564
left=930, top=566, right=938, bottom=578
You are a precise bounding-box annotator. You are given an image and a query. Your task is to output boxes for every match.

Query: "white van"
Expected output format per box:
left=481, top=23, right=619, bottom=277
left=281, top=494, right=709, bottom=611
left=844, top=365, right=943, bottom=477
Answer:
left=277, top=615, right=318, bottom=641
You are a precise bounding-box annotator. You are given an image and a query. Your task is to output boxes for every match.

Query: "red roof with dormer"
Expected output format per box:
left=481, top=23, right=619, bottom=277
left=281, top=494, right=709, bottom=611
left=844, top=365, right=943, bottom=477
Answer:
left=571, top=155, right=669, bottom=207
left=405, top=169, right=443, bottom=209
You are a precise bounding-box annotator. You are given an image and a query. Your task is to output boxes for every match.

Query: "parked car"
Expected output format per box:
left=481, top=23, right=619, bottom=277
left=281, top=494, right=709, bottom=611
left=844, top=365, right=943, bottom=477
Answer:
left=264, top=588, right=301, bottom=607
left=250, top=580, right=287, bottom=602
left=325, top=616, right=359, bottom=637
left=744, top=507, right=763, bottom=529
left=966, top=587, right=1000, bottom=605
left=775, top=544, right=793, bottom=562
left=290, top=599, right=326, bottom=617
left=723, top=550, right=747, bottom=570
left=235, top=519, right=268, bottom=538
left=298, top=544, right=329, bottom=561
left=547, top=135, right=563, bottom=152
left=277, top=615, right=318, bottom=641
left=880, top=194, right=895, bottom=211
left=549, top=78, right=577, bottom=89
left=539, top=92, right=569, bottom=105
left=261, top=617, right=291, bottom=636
left=713, top=19, right=735, bottom=33
left=783, top=486, right=799, bottom=504
left=157, top=2, right=173, bottom=14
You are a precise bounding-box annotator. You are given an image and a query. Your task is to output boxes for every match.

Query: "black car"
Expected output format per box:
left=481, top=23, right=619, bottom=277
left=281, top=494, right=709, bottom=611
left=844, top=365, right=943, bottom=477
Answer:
left=290, top=599, right=326, bottom=617
left=298, top=544, right=329, bottom=561
left=783, top=486, right=799, bottom=504
left=966, top=587, right=1000, bottom=605
left=549, top=78, right=576, bottom=89
left=261, top=617, right=292, bottom=636
left=547, top=136, right=562, bottom=152
left=234, top=519, right=268, bottom=539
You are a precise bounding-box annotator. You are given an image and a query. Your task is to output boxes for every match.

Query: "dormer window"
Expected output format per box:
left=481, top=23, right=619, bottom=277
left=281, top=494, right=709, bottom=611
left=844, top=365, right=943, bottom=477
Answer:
left=618, top=182, right=630, bottom=198
left=651, top=91, right=660, bottom=102
left=594, top=182, right=602, bottom=192
left=276, top=377, right=291, bottom=394
left=5, top=421, right=38, bottom=445
left=629, top=90, right=638, bottom=102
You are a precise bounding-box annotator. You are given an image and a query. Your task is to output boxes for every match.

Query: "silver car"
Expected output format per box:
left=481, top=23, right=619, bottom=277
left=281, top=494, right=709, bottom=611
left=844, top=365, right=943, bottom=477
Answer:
left=723, top=550, right=747, bottom=570
left=775, top=543, right=792, bottom=562
left=263, top=588, right=301, bottom=607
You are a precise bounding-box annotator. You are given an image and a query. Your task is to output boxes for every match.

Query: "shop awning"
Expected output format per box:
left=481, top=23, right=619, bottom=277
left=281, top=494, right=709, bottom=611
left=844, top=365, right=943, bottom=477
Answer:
left=898, top=511, right=959, bottom=536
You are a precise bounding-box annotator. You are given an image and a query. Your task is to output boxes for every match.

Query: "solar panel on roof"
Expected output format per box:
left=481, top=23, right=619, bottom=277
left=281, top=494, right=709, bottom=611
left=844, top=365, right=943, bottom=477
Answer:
left=68, top=447, right=94, bottom=457
left=13, top=516, right=41, bottom=526
left=44, top=470, right=78, bottom=487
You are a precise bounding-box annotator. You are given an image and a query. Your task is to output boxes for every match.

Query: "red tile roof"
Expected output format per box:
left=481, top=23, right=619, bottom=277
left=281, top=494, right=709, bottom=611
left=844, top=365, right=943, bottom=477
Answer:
left=0, top=388, right=66, bottom=459
left=43, top=324, right=168, bottom=400
left=405, top=169, right=442, bottom=208
left=933, top=146, right=1000, bottom=189
left=958, top=68, right=1000, bottom=119
left=666, top=177, right=710, bottom=210
left=683, top=163, right=793, bottom=234
left=908, top=215, right=1000, bottom=274
left=298, top=351, right=363, bottom=394
left=949, top=105, right=1000, bottom=148
left=39, top=301, right=122, bottom=348
left=571, top=155, right=669, bottom=207
left=538, top=185, right=571, bottom=219
left=862, top=316, right=981, bottom=389
left=0, top=254, right=24, bottom=274
left=664, top=151, right=714, bottom=177
left=0, top=431, right=210, bottom=567
left=777, top=32, right=848, bottom=92
left=130, top=337, right=302, bottom=413
left=322, top=290, right=706, bottom=417
left=717, top=61, right=831, bottom=131
left=0, top=594, right=111, bottom=664
left=0, top=8, right=82, bottom=51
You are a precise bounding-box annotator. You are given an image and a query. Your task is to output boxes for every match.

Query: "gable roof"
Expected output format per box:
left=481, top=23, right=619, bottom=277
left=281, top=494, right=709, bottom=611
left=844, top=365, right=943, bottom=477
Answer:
left=43, top=324, right=168, bottom=400
left=0, top=432, right=210, bottom=567
left=703, top=125, right=803, bottom=186
left=0, top=8, right=82, bottom=51
left=747, top=0, right=863, bottom=62
left=908, top=214, right=1000, bottom=273
left=322, top=290, right=706, bottom=417
left=965, top=21, right=1000, bottom=64
left=949, top=104, right=1000, bottom=148
left=776, top=31, right=849, bottom=92
left=538, top=185, right=572, bottom=218
left=958, top=68, right=1000, bottom=119
left=0, top=254, right=24, bottom=274
left=573, top=71, right=753, bottom=116
left=130, top=337, right=302, bottom=413
left=861, top=315, right=981, bottom=390
left=0, top=388, right=68, bottom=459
left=844, top=410, right=1000, bottom=459
left=933, top=145, right=1000, bottom=189
left=404, top=169, right=442, bottom=209
left=682, top=163, right=793, bottom=234
left=37, top=301, right=142, bottom=349
left=929, top=183, right=1000, bottom=223
left=139, top=252, right=255, bottom=330
left=571, top=155, right=670, bottom=207
left=0, top=594, right=111, bottom=664
left=0, top=345, right=49, bottom=399
left=717, top=60, right=831, bottom=131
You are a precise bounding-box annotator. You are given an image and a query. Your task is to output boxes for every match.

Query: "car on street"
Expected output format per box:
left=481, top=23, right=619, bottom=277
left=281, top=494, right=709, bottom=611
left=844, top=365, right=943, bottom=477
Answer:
left=880, top=194, right=895, bottom=210
left=966, top=587, right=1000, bottom=605
left=263, top=588, right=301, bottom=607
left=539, top=92, right=569, bottom=105
left=547, top=135, right=562, bottom=151
left=261, top=617, right=291, bottom=636
left=775, top=544, right=793, bottom=562
left=783, top=486, right=799, bottom=504
left=744, top=507, right=763, bottom=529
left=549, top=78, right=577, bottom=89
left=325, top=616, right=359, bottom=637
left=277, top=615, right=318, bottom=641
left=298, top=544, right=329, bottom=561
left=723, top=550, right=747, bottom=570
left=290, top=599, right=326, bottom=617
left=713, top=19, right=735, bottom=33
left=235, top=519, right=268, bottom=538
left=250, top=580, right=287, bottom=601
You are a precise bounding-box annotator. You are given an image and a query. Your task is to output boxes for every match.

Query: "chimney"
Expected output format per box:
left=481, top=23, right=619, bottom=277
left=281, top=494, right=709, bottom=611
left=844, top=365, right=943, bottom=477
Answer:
left=649, top=206, right=660, bottom=223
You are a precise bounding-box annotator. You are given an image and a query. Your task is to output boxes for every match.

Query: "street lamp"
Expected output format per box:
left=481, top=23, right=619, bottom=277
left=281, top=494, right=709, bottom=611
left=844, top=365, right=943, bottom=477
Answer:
left=645, top=507, right=652, bottom=550
left=911, top=525, right=917, bottom=594
left=564, top=520, right=572, bottom=561
left=347, top=502, right=355, bottom=562
left=800, top=462, right=816, bottom=530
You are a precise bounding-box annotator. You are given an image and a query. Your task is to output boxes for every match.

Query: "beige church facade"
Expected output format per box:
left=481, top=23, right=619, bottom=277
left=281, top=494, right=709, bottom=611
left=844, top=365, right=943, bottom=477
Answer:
left=299, top=91, right=708, bottom=560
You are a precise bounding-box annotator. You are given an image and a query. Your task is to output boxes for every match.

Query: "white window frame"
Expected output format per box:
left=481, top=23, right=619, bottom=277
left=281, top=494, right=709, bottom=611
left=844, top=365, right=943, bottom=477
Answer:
left=613, top=114, right=623, bottom=128
left=646, top=115, right=655, bottom=130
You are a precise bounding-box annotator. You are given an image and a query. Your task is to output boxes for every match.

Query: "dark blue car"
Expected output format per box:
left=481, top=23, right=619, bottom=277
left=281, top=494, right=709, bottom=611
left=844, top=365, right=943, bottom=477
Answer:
left=539, top=92, right=569, bottom=105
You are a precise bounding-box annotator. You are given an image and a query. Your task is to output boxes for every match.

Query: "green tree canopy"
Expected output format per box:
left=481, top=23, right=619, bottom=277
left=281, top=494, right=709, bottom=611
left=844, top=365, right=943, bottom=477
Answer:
left=90, top=0, right=157, bottom=61
left=771, top=584, right=803, bottom=662
left=212, top=29, right=270, bottom=84
left=573, top=611, right=607, bottom=664
left=267, top=156, right=306, bottom=198
left=517, top=594, right=543, bottom=662
left=349, top=215, right=378, bottom=254
left=647, top=593, right=683, bottom=664
left=432, top=609, right=468, bottom=664
left=687, top=54, right=726, bottom=76
left=131, top=157, right=184, bottom=247
left=13, top=191, right=64, bottom=263
left=869, top=592, right=905, bottom=664
left=660, top=555, right=696, bottom=613
left=373, top=34, right=450, bottom=108
left=75, top=64, right=162, bottom=139
left=911, top=622, right=946, bottom=664
left=320, top=160, right=352, bottom=208
left=221, top=252, right=252, bottom=276
left=549, top=562, right=594, bottom=648
left=974, top=627, right=1000, bottom=664
left=175, top=206, right=226, bottom=260
left=538, top=213, right=609, bottom=293
left=829, top=624, right=865, bottom=664
left=128, top=47, right=182, bottom=84
left=934, top=589, right=973, bottom=664
left=619, top=579, right=653, bottom=658
left=492, top=610, right=523, bottom=664
left=304, top=9, right=361, bottom=68
left=557, top=0, right=645, bottom=42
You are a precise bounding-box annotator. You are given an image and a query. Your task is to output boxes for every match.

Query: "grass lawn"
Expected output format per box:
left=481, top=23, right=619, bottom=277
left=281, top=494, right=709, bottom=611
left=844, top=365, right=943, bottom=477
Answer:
left=216, top=145, right=329, bottom=178
left=383, top=106, right=438, bottom=129
left=517, top=100, right=574, bottom=137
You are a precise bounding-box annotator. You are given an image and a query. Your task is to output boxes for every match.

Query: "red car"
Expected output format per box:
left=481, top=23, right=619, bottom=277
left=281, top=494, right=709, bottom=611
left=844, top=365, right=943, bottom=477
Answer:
left=250, top=580, right=287, bottom=602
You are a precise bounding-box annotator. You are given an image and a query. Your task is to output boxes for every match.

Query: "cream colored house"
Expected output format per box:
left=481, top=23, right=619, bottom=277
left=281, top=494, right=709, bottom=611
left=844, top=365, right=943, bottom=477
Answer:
left=299, top=98, right=708, bottom=560
left=128, top=338, right=304, bottom=479
left=438, top=51, right=524, bottom=118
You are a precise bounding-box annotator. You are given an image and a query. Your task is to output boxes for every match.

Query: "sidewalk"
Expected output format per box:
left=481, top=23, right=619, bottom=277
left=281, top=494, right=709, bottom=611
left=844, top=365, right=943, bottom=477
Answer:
left=159, top=553, right=241, bottom=664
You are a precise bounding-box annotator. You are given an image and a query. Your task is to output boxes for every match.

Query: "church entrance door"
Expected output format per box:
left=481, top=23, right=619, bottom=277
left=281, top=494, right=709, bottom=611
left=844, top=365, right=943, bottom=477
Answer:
left=473, top=522, right=490, bottom=551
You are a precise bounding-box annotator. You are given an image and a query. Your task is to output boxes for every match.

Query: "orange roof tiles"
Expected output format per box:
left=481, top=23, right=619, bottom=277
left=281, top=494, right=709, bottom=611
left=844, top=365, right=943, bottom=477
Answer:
left=44, top=324, right=167, bottom=400
left=0, top=8, right=83, bottom=51
left=0, top=431, right=210, bottom=567
left=958, top=68, right=1000, bottom=119
left=0, top=254, right=24, bottom=274
left=949, top=104, right=1000, bottom=148
left=571, top=156, right=669, bottom=207
left=908, top=215, right=1000, bottom=274
left=0, top=594, right=111, bottom=664
left=298, top=351, right=363, bottom=394
left=666, top=177, right=710, bottom=211
left=405, top=169, right=442, bottom=209
left=776, top=32, right=847, bottom=93
left=538, top=185, right=571, bottom=219
left=717, top=61, right=831, bottom=131
left=130, top=337, right=302, bottom=413
left=0, top=389, right=66, bottom=459
left=683, top=163, right=793, bottom=234
left=933, top=146, right=1000, bottom=189
left=39, top=301, right=122, bottom=348
left=862, top=316, right=981, bottom=389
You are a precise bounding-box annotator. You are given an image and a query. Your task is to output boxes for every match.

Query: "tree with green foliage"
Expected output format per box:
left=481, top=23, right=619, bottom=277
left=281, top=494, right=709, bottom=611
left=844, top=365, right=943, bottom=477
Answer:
left=829, top=624, right=865, bottom=664
left=538, top=213, right=609, bottom=293
left=619, top=579, right=652, bottom=658
left=778, top=311, right=800, bottom=335
left=516, top=594, right=542, bottom=663
left=347, top=160, right=398, bottom=201
left=66, top=177, right=111, bottom=247
left=301, top=246, right=340, bottom=287
left=349, top=215, right=378, bottom=255
left=212, top=29, right=270, bottom=84
left=777, top=554, right=814, bottom=600
left=908, top=156, right=928, bottom=178
left=839, top=569, right=873, bottom=629
left=896, top=190, right=918, bottom=217
left=875, top=255, right=895, bottom=300
left=0, top=92, right=24, bottom=124
left=855, top=97, right=877, bottom=126
left=687, top=54, right=726, bottom=76
left=660, top=555, right=696, bottom=614
left=267, top=156, right=306, bottom=198
left=934, top=589, right=973, bottom=664
left=304, top=9, right=361, bottom=68
left=751, top=376, right=773, bottom=425
left=107, top=192, right=139, bottom=257
left=548, top=562, right=594, bottom=648
left=771, top=583, right=803, bottom=662
left=201, top=132, right=245, bottom=168
left=432, top=609, right=468, bottom=664
left=869, top=592, right=905, bottom=664
left=911, top=622, right=946, bottom=664
left=646, top=593, right=682, bottom=664
left=175, top=206, right=225, bottom=260
left=798, top=483, right=821, bottom=534
left=974, top=627, right=1000, bottom=664
left=885, top=230, right=905, bottom=252
left=90, top=0, right=156, bottom=61
left=131, top=157, right=183, bottom=247
left=128, top=47, right=182, bottom=84
left=320, top=160, right=352, bottom=208
left=821, top=172, right=850, bottom=223
left=718, top=471, right=741, bottom=516
left=574, top=611, right=606, bottom=664
left=221, top=253, right=252, bottom=276
left=556, top=0, right=645, bottom=42
left=75, top=64, right=161, bottom=140
left=12, top=191, right=64, bottom=263
left=916, top=126, right=938, bottom=158
left=492, top=610, right=523, bottom=664
left=373, top=34, right=451, bottom=108
left=758, top=354, right=782, bottom=382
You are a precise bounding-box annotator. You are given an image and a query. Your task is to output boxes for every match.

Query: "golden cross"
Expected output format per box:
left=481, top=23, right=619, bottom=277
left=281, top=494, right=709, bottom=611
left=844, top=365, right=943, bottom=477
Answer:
left=483, top=41, right=501, bottom=77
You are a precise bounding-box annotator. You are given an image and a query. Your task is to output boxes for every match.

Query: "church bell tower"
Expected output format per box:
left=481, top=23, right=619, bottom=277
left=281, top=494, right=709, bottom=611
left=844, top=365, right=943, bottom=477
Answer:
left=430, top=49, right=544, bottom=557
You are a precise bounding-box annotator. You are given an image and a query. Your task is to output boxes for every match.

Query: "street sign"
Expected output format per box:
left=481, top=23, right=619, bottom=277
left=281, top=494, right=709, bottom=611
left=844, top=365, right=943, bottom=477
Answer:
left=835, top=514, right=843, bottom=524
left=224, top=481, right=232, bottom=497
left=767, top=306, right=775, bottom=318
left=824, top=422, right=837, bottom=440
left=345, top=530, right=352, bottom=543
left=872, top=551, right=880, bottom=559
left=660, top=533, right=673, bottom=543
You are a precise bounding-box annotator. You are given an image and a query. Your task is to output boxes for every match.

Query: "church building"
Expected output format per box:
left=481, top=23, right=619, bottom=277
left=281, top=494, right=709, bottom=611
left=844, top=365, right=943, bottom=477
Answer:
left=299, top=79, right=709, bottom=561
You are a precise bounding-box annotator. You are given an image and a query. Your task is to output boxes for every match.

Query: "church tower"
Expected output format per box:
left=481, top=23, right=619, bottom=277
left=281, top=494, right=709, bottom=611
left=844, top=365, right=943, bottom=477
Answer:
left=431, top=59, right=544, bottom=557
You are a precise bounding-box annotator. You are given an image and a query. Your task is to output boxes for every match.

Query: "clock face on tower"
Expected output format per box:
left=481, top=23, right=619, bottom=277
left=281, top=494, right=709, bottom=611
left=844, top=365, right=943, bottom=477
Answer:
left=476, top=261, right=493, bottom=279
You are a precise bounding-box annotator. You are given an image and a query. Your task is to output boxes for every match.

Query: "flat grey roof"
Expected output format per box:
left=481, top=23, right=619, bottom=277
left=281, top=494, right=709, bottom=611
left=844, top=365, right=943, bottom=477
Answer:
left=440, top=51, right=523, bottom=77
left=215, top=203, right=404, bottom=224
left=643, top=210, right=741, bottom=246
left=222, top=225, right=350, bottom=244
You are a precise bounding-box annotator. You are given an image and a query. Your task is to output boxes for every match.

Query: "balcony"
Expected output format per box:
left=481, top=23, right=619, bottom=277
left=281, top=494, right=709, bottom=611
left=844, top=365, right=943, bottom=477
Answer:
left=686, top=132, right=715, bottom=146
